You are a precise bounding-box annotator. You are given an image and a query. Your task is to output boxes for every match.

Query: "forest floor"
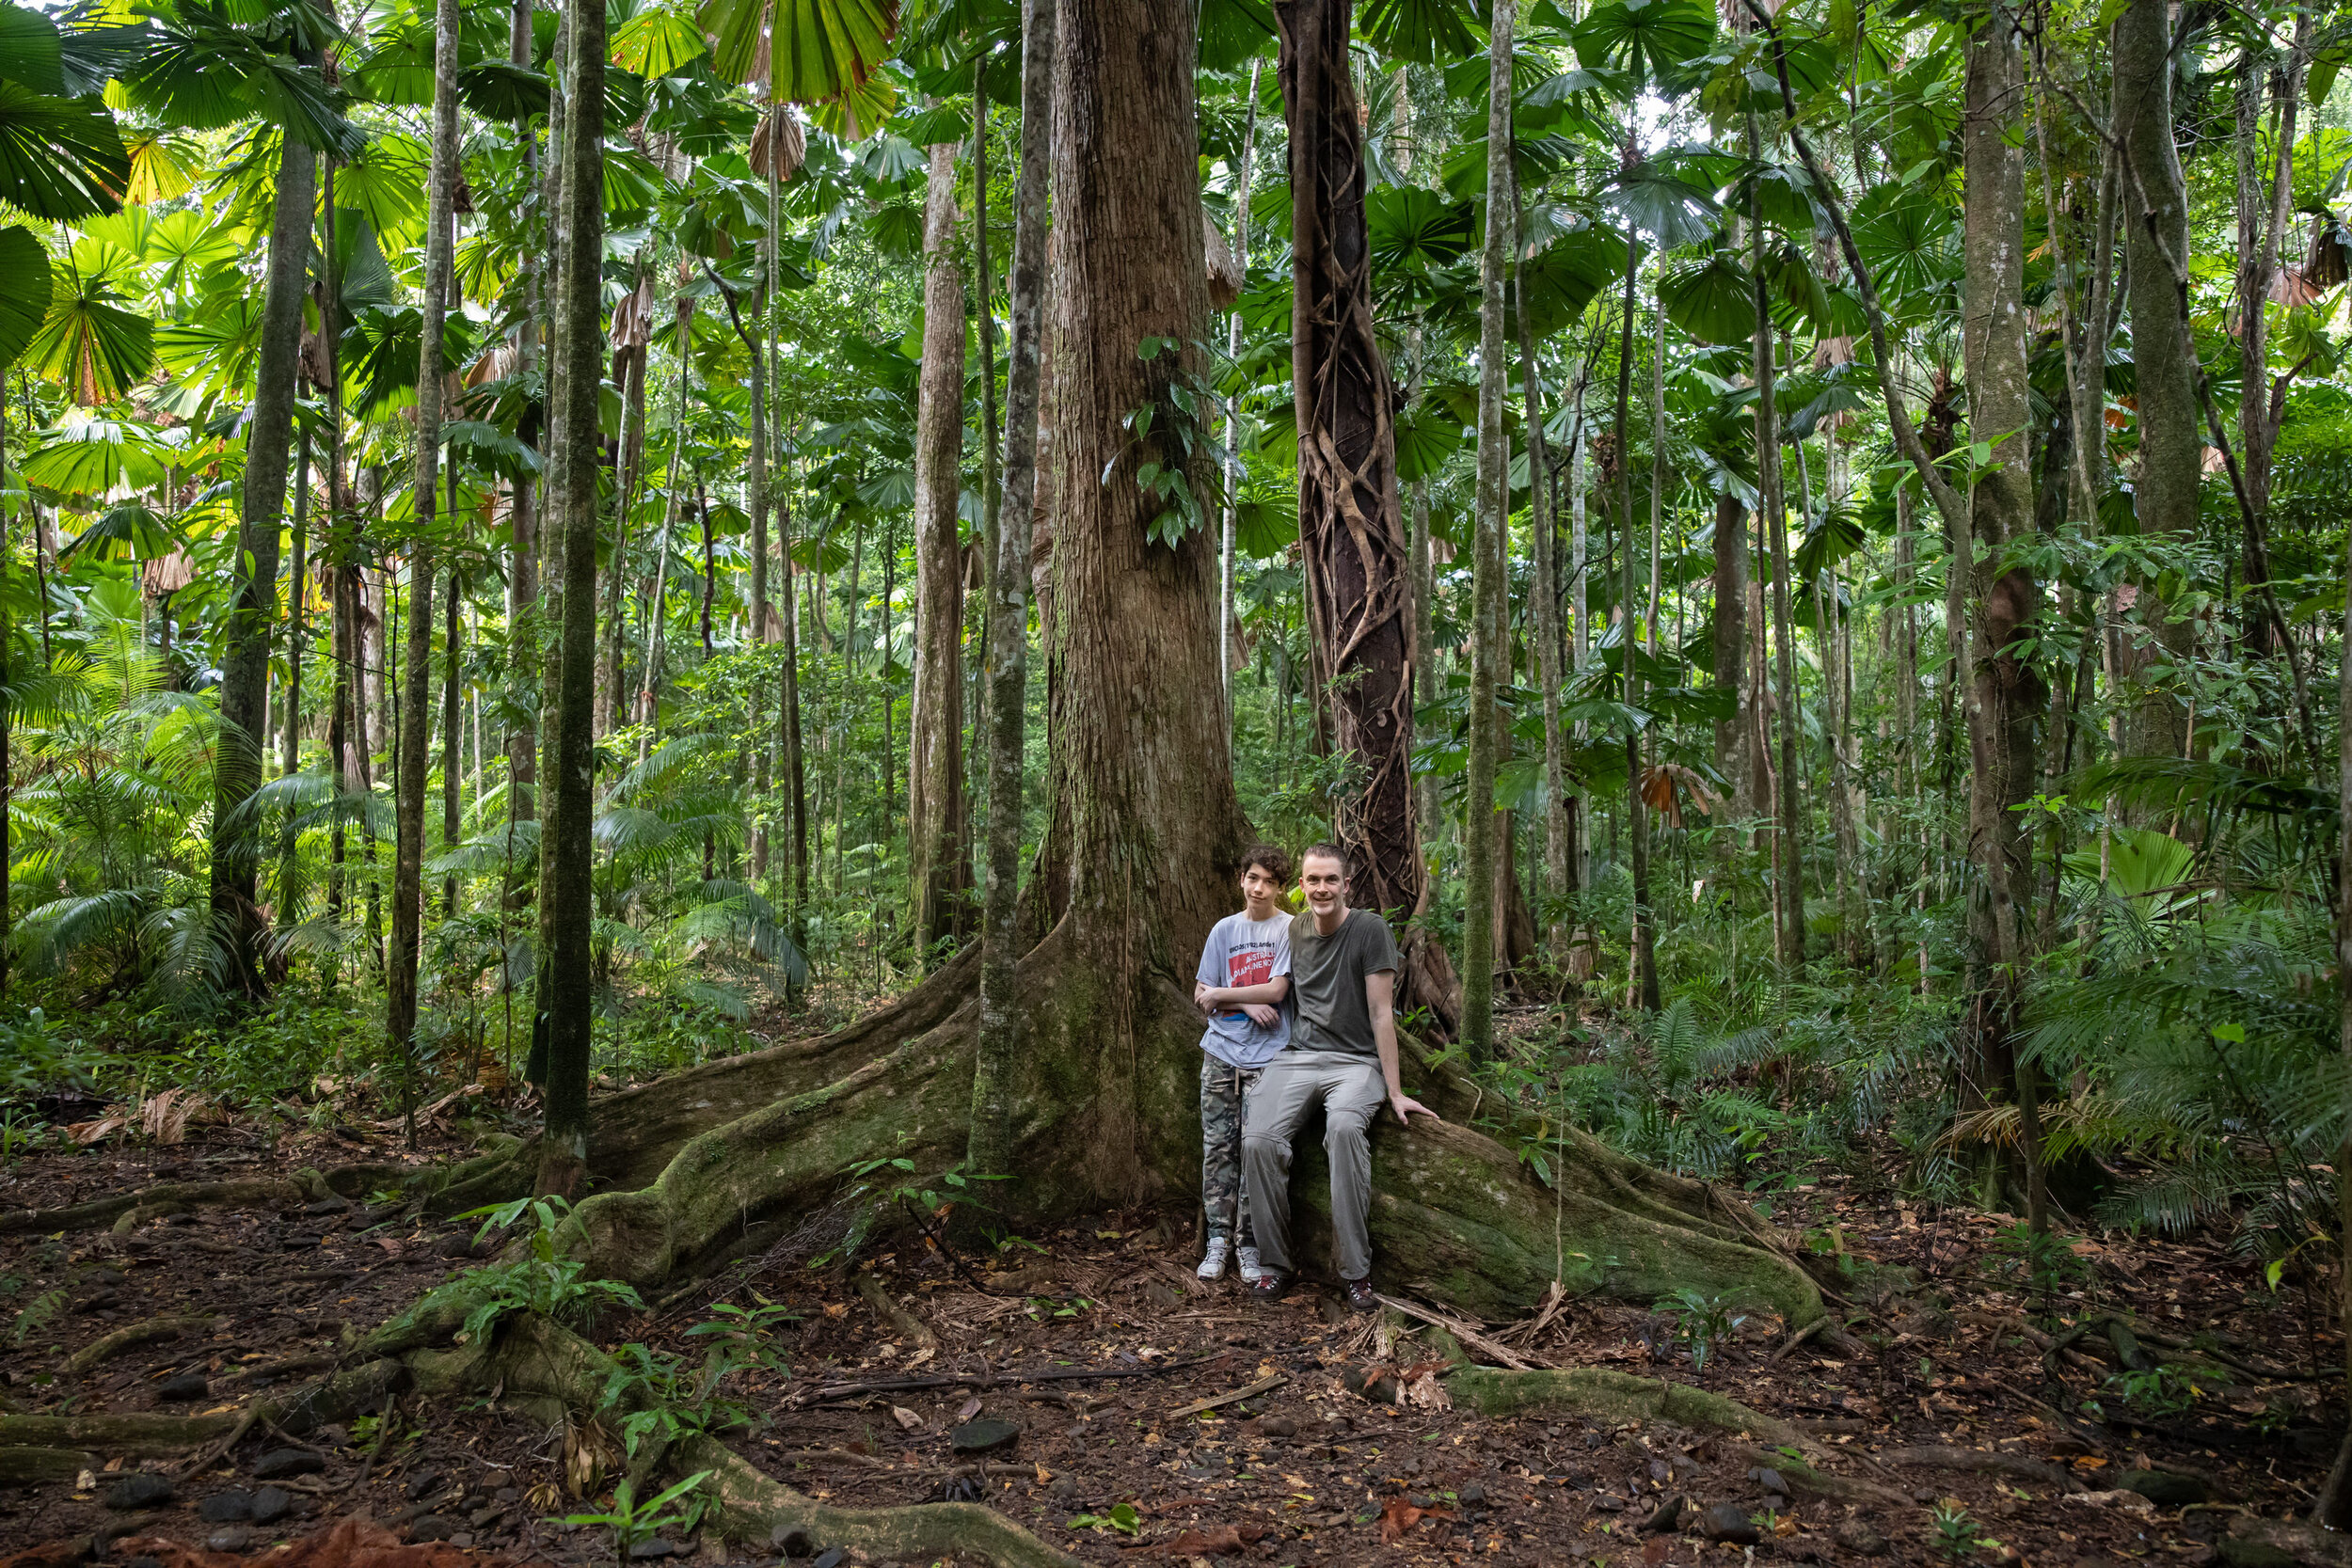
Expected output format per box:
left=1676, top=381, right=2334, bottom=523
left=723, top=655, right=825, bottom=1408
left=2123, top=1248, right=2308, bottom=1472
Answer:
left=0, top=1100, right=2341, bottom=1567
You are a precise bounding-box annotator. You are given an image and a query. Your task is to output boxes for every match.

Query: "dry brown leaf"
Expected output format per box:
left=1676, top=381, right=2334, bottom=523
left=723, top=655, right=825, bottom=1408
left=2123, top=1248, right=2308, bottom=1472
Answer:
left=1378, top=1495, right=1454, bottom=1544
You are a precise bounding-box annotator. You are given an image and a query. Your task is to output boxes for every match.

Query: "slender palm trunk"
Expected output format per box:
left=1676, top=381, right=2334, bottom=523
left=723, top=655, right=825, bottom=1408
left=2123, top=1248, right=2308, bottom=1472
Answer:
left=535, top=0, right=607, bottom=1197
left=208, top=127, right=316, bottom=996
left=389, top=0, right=459, bottom=1127
left=1461, top=0, right=1516, bottom=1061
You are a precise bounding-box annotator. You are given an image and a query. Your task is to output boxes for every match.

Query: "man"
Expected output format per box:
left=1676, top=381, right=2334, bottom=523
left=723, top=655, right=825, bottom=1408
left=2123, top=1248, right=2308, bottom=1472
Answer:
left=1191, top=845, right=1295, bottom=1282
left=1241, top=843, right=1438, bottom=1308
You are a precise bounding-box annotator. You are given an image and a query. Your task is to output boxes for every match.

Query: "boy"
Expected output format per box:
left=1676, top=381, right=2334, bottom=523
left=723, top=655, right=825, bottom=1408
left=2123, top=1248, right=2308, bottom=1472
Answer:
left=1192, top=845, right=1296, bottom=1282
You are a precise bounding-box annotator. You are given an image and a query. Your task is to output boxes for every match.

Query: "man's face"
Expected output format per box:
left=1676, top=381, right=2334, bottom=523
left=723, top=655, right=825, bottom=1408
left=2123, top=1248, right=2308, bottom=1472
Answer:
left=1301, top=854, right=1345, bottom=912
left=1240, top=864, right=1281, bottom=912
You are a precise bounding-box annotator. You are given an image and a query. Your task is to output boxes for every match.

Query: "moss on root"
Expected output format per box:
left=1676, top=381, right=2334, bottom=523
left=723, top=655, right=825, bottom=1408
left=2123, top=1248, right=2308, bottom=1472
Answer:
left=1441, top=1365, right=1802, bottom=1446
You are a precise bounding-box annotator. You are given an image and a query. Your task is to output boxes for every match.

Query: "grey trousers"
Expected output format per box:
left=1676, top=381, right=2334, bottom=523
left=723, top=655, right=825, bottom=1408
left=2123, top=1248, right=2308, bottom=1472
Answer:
left=1240, top=1050, right=1386, bottom=1280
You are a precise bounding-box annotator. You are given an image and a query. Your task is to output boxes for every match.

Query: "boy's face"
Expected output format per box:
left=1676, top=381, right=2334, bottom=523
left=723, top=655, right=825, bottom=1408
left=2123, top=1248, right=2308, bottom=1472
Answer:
left=1240, top=864, right=1282, bottom=914
left=1301, top=854, right=1345, bottom=914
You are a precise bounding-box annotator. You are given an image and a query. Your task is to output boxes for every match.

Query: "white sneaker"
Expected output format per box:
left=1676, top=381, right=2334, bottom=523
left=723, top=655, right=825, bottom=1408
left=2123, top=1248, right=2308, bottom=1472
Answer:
left=1238, top=1245, right=1267, bottom=1283
left=1198, top=1236, right=1232, bottom=1280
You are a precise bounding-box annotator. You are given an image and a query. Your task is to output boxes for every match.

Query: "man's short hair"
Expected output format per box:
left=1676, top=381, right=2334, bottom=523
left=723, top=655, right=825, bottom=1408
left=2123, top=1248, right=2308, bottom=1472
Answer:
left=1241, top=843, right=1294, bottom=884
left=1300, top=842, right=1347, bottom=873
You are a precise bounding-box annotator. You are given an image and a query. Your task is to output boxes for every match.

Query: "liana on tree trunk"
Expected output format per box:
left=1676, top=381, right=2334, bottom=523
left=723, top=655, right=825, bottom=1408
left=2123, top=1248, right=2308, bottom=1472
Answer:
left=1277, top=0, right=1454, bottom=1032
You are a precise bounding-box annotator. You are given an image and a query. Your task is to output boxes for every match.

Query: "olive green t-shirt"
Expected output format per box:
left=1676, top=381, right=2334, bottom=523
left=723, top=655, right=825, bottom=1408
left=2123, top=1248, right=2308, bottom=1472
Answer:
left=1286, top=908, right=1400, bottom=1057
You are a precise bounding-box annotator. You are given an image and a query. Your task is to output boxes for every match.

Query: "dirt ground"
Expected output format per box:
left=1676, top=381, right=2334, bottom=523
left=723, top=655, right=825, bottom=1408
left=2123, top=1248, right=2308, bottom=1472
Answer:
left=0, top=1117, right=2339, bottom=1567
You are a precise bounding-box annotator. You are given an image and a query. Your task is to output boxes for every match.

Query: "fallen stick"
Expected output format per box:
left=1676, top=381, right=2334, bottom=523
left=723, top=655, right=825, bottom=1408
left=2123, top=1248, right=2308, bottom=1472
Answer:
left=1767, top=1317, right=1834, bottom=1367
left=63, top=1313, right=225, bottom=1375
left=1375, top=1292, right=1535, bottom=1371
left=1165, top=1372, right=1285, bottom=1422
left=855, top=1274, right=939, bottom=1352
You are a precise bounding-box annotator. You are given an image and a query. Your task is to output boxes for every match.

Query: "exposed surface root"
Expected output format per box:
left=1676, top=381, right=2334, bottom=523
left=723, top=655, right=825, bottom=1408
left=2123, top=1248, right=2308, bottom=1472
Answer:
left=534, top=917, right=1821, bottom=1328
left=1716, top=1441, right=1915, bottom=1511
left=62, top=1313, right=221, bottom=1374
left=0, top=1414, right=240, bottom=1454
left=0, top=1179, right=311, bottom=1235
left=407, top=1310, right=1083, bottom=1568
left=676, top=1431, right=1082, bottom=1568
left=1878, top=1444, right=2083, bottom=1491
left=1441, top=1364, right=1803, bottom=1446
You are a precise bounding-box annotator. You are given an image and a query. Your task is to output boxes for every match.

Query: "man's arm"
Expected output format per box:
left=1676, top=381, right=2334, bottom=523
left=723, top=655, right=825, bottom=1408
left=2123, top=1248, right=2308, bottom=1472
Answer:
left=1366, top=970, right=1438, bottom=1125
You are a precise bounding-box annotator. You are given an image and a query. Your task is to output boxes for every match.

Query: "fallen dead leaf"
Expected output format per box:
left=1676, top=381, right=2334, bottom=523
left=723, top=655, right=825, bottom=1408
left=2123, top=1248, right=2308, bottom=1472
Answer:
left=891, top=1405, right=924, bottom=1432
left=957, top=1395, right=983, bottom=1421
left=1379, top=1495, right=1455, bottom=1544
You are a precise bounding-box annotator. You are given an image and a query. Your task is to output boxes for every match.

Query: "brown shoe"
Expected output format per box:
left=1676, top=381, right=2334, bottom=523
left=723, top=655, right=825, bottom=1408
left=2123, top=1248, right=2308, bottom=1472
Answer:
left=1343, top=1276, right=1378, bottom=1313
left=1248, top=1271, right=1295, bottom=1303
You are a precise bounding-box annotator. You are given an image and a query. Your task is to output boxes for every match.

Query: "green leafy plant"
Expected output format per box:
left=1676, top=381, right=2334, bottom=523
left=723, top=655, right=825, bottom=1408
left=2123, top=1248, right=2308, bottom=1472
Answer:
left=1659, top=1289, right=1745, bottom=1373
left=558, top=1470, right=712, bottom=1568
left=1929, top=1500, right=1980, bottom=1560
left=10, top=1289, right=65, bottom=1348
left=1067, top=1502, right=1141, bottom=1536
left=682, top=1296, right=797, bottom=1377
left=2106, top=1364, right=2201, bottom=1418
left=448, top=1196, right=644, bottom=1343
left=596, top=1339, right=760, bottom=1457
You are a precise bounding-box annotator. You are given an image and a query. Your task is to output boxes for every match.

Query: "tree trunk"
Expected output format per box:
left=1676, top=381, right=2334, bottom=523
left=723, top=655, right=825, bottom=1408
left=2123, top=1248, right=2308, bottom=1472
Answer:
left=414, top=0, right=1826, bottom=1359
left=1711, top=492, right=1749, bottom=821
left=2237, top=4, right=2311, bottom=662
left=1219, top=60, right=1262, bottom=736
left=1516, top=161, right=1573, bottom=965
left=1279, top=0, right=1422, bottom=927
left=1461, top=0, right=1517, bottom=1060
left=390, top=0, right=459, bottom=1104
left=442, top=561, right=463, bottom=916
left=968, top=0, right=1056, bottom=1180
left=208, top=129, right=316, bottom=996
left=1617, top=242, right=1658, bottom=1011
left=536, top=0, right=606, bottom=1198
left=910, top=138, right=972, bottom=959
left=2318, top=418, right=2352, bottom=1529
left=2113, top=0, right=2198, bottom=761
left=1749, top=156, right=1804, bottom=966
left=1962, top=7, right=2047, bottom=1219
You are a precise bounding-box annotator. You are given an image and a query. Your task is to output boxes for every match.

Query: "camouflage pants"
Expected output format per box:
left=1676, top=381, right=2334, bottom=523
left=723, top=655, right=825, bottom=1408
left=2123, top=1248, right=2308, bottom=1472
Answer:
left=1200, top=1056, right=1263, bottom=1243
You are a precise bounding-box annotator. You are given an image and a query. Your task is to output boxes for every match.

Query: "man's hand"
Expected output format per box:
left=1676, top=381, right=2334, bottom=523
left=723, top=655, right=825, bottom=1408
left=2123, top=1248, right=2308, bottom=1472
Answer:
left=1194, top=981, right=1219, bottom=1012
left=1241, top=1003, right=1279, bottom=1028
left=1389, top=1092, right=1439, bottom=1126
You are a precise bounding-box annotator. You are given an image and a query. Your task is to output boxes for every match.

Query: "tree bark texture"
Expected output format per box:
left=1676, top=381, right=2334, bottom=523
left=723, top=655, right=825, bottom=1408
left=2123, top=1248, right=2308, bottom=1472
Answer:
left=1960, top=12, right=2046, bottom=1199
left=910, top=138, right=971, bottom=958
left=536, top=0, right=606, bottom=1197
left=968, top=0, right=1055, bottom=1180
left=1461, top=0, right=1516, bottom=1059
left=2113, top=0, right=2198, bottom=760
left=1279, top=0, right=1420, bottom=927
left=391, top=0, right=459, bottom=1075
left=1711, top=491, right=1750, bottom=820
left=208, top=132, right=315, bottom=995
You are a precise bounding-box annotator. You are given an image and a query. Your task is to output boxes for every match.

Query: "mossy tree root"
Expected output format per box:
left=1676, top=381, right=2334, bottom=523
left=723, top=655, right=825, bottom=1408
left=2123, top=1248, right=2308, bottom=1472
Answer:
left=1441, top=1365, right=1803, bottom=1447
left=0, top=1164, right=419, bottom=1236
left=0, top=1413, right=241, bottom=1454
left=413, top=1312, right=1079, bottom=1568
left=546, top=920, right=1823, bottom=1326
left=63, top=1314, right=223, bottom=1374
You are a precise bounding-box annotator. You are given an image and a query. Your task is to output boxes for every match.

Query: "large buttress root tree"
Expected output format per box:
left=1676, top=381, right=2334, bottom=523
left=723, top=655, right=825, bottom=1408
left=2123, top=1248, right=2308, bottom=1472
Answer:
left=415, top=0, right=1822, bottom=1337
left=1277, top=0, right=1457, bottom=1035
